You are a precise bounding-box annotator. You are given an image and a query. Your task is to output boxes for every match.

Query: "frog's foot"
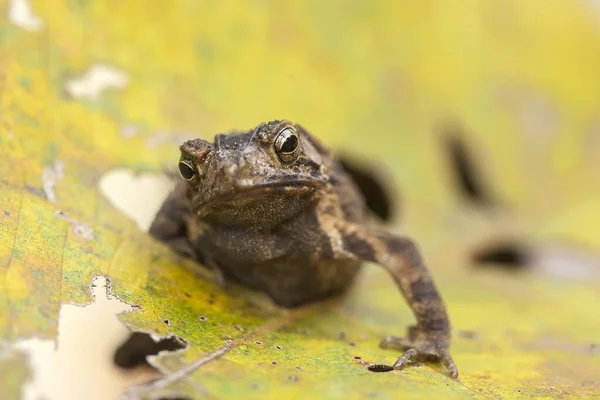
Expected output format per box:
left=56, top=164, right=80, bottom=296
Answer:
left=379, top=327, right=458, bottom=379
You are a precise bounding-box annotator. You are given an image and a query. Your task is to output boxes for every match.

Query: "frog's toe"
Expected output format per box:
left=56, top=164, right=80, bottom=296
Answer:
left=379, top=334, right=458, bottom=379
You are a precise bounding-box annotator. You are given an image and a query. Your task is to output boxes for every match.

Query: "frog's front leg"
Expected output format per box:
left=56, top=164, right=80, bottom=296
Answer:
left=335, top=221, right=458, bottom=379
left=149, top=184, right=228, bottom=287
left=149, top=182, right=196, bottom=257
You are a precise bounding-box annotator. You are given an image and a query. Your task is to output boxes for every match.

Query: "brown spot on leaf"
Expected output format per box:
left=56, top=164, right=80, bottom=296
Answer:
left=367, top=364, right=394, bottom=373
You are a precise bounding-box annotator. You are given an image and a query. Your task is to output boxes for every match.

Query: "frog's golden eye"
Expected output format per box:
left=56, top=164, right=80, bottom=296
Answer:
left=274, top=127, right=299, bottom=163
left=178, top=160, right=196, bottom=181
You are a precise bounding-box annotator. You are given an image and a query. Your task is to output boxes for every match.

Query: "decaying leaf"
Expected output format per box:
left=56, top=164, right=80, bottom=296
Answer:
left=1, top=1, right=599, bottom=399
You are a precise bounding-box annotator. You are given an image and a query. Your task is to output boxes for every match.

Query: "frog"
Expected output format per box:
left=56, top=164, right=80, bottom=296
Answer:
left=149, top=120, right=458, bottom=378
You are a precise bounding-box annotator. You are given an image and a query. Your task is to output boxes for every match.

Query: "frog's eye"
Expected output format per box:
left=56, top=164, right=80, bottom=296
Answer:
left=178, top=160, right=196, bottom=181
left=274, top=127, right=299, bottom=163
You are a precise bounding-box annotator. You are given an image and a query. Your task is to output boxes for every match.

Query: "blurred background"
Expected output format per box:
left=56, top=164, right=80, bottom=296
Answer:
left=2, top=0, right=600, bottom=398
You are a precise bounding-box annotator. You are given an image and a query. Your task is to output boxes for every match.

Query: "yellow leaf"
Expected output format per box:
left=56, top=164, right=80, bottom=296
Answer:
left=1, top=0, right=599, bottom=399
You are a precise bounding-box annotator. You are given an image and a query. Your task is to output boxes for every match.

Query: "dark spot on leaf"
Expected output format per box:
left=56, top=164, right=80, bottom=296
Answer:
left=184, top=292, right=191, bottom=298
left=255, top=341, right=262, bottom=345
left=295, top=366, right=302, bottom=370
left=442, top=124, right=494, bottom=206
left=338, top=155, right=395, bottom=221
left=271, top=361, right=278, bottom=365
left=472, top=241, right=530, bottom=269
left=367, top=364, right=394, bottom=373
left=234, top=325, right=244, bottom=332
left=288, top=375, right=299, bottom=382
left=353, top=356, right=361, bottom=360
left=348, top=342, right=356, bottom=347
left=24, top=184, right=42, bottom=196
left=275, top=345, right=282, bottom=350
left=114, top=332, right=187, bottom=369
left=458, top=330, right=477, bottom=340
left=199, top=316, right=207, bottom=321
left=163, top=319, right=170, bottom=326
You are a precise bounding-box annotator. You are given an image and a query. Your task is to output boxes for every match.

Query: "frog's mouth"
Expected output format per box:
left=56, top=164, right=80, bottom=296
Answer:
left=192, top=178, right=325, bottom=217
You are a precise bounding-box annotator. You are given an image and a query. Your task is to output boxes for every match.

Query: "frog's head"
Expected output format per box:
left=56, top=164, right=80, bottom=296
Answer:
left=179, top=120, right=330, bottom=226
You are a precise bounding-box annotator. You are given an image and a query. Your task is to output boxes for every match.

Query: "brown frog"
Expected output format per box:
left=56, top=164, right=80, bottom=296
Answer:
left=149, top=120, right=458, bottom=378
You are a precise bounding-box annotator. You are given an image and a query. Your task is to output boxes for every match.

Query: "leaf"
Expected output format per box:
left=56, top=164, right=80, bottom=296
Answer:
left=1, top=1, right=600, bottom=399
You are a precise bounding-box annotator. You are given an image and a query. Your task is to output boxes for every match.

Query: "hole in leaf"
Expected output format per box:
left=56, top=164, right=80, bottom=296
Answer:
left=442, top=125, right=494, bottom=206
left=367, top=364, right=394, bottom=373
left=472, top=241, right=530, bottom=269
left=114, top=332, right=187, bottom=369
left=338, top=155, right=396, bottom=221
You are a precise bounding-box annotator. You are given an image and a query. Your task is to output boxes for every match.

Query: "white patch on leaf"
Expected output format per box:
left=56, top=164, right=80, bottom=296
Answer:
left=98, top=169, right=176, bottom=231
left=7, top=0, right=44, bottom=31
left=533, top=243, right=599, bottom=281
left=145, top=131, right=195, bottom=149
left=14, top=276, right=157, bottom=400
left=42, top=161, right=65, bottom=204
left=120, top=124, right=141, bottom=138
left=65, top=64, right=129, bottom=101
left=54, top=210, right=94, bottom=240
